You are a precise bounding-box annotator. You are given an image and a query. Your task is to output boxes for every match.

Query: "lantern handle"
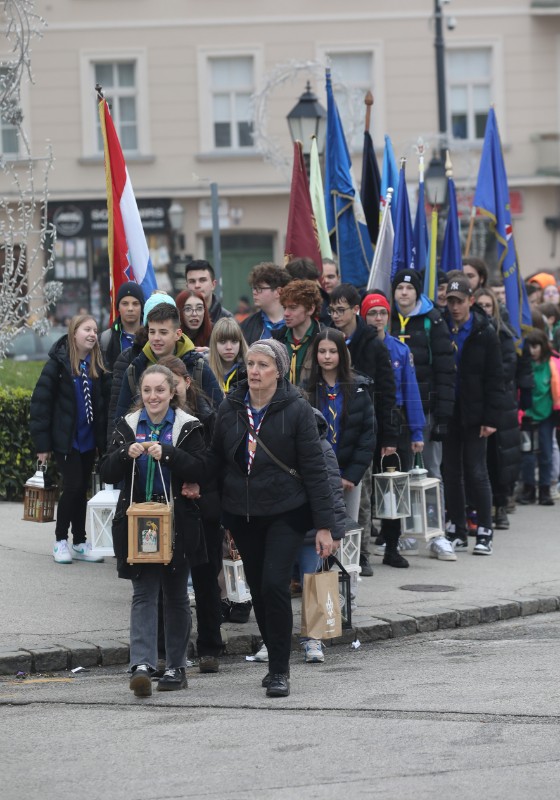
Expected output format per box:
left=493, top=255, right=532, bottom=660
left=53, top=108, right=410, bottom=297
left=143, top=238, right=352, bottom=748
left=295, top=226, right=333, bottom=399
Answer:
left=380, top=452, right=401, bottom=472
left=36, top=460, right=48, bottom=472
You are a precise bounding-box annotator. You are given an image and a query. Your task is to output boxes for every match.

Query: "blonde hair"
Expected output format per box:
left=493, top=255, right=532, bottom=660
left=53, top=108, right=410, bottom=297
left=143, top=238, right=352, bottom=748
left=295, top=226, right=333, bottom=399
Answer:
left=67, top=315, right=105, bottom=378
left=208, top=317, right=248, bottom=386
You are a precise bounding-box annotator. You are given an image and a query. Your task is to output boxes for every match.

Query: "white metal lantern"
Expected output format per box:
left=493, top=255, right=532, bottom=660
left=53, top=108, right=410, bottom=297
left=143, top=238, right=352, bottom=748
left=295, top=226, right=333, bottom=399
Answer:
left=338, top=517, right=362, bottom=572
left=223, top=558, right=252, bottom=603
left=373, top=456, right=411, bottom=519
left=87, top=484, right=120, bottom=557
left=403, top=465, right=444, bottom=540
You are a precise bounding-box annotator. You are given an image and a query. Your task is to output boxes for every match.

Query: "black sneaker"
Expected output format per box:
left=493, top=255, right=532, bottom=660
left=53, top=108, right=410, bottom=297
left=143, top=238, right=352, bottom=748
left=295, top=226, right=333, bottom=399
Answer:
left=473, top=536, right=493, bottom=556
left=129, top=665, right=153, bottom=697
left=494, top=506, right=510, bottom=530
left=382, top=550, right=409, bottom=568
left=266, top=672, right=290, bottom=697
left=198, top=655, right=220, bottom=674
left=262, top=668, right=289, bottom=688
left=156, top=667, right=188, bottom=691
left=448, top=535, right=468, bottom=552
left=359, top=554, right=373, bottom=577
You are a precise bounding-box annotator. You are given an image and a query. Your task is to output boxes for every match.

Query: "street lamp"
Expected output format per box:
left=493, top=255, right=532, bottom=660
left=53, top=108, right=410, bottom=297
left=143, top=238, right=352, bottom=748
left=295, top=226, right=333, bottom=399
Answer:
left=425, top=0, right=451, bottom=208
left=286, top=81, right=327, bottom=160
left=424, top=153, right=448, bottom=207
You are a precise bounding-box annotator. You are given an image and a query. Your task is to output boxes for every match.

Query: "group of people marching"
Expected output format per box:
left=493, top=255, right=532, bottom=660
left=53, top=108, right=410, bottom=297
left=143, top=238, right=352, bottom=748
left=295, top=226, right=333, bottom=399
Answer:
left=29, top=254, right=557, bottom=698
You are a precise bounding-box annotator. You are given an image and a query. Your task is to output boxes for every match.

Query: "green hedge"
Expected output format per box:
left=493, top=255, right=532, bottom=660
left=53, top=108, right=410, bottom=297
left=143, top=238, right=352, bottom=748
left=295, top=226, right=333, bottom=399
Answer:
left=0, top=388, right=39, bottom=500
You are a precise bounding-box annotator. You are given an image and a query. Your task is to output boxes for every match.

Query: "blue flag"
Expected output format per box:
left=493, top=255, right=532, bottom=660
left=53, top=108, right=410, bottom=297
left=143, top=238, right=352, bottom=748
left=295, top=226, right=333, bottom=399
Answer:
left=381, top=135, right=399, bottom=225
left=324, top=69, right=373, bottom=286
left=473, top=108, right=531, bottom=339
left=440, top=176, right=462, bottom=272
left=391, top=164, right=416, bottom=278
left=414, top=178, right=429, bottom=272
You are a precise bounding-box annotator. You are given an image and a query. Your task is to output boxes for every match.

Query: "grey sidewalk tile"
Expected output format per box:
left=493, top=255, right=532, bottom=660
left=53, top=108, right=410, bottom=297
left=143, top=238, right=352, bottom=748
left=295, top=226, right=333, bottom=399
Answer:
left=53, top=640, right=100, bottom=668
left=0, top=649, right=33, bottom=676
left=396, top=610, right=439, bottom=632
left=355, top=619, right=392, bottom=642
left=479, top=604, right=501, bottom=624
left=538, top=595, right=560, bottom=613
left=498, top=601, right=522, bottom=620
left=373, top=613, right=418, bottom=638
left=447, top=604, right=482, bottom=626
left=225, top=634, right=253, bottom=655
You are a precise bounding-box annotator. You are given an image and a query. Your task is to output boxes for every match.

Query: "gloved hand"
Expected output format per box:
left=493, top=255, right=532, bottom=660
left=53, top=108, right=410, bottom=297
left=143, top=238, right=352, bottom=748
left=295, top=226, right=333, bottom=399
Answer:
left=430, top=420, right=449, bottom=441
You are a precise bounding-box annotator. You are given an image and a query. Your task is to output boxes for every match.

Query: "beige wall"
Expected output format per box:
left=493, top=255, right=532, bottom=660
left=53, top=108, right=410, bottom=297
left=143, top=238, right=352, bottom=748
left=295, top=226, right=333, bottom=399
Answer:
left=4, top=0, right=560, bottom=304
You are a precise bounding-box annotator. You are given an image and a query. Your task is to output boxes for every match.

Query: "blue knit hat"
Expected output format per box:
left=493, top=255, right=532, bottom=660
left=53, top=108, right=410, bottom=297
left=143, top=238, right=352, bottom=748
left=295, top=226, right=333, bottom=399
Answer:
left=143, top=292, right=177, bottom=325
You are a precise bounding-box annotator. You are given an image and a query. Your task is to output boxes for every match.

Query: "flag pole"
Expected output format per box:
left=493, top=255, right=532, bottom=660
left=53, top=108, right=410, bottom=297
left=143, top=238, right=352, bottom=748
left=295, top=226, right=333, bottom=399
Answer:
left=463, top=208, right=476, bottom=257
left=364, top=91, right=373, bottom=134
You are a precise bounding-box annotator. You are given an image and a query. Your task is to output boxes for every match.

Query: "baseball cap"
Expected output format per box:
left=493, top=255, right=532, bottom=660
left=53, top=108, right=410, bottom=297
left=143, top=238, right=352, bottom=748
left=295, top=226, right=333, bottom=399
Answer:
left=446, top=276, right=472, bottom=299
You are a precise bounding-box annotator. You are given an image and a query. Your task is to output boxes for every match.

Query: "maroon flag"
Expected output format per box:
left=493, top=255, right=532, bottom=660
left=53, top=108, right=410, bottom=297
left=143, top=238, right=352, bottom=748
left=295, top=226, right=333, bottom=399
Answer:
left=284, top=141, right=323, bottom=273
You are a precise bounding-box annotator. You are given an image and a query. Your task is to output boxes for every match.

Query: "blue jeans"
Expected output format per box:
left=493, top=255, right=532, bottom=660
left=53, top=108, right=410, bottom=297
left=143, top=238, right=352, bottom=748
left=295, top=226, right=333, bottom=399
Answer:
left=521, top=415, right=555, bottom=487
left=130, top=564, right=191, bottom=671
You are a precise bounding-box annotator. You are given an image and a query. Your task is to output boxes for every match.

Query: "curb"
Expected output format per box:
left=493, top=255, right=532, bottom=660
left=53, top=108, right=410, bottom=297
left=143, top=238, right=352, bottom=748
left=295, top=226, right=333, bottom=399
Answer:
left=2, top=595, right=558, bottom=676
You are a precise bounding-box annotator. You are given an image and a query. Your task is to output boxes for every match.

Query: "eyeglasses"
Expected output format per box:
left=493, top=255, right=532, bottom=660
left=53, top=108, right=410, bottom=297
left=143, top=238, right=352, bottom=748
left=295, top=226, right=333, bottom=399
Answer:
left=183, top=305, right=205, bottom=315
left=366, top=309, right=388, bottom=318
left=252, top=286, right=272, bottom=294
left=327, top=306, right=351, bottom=317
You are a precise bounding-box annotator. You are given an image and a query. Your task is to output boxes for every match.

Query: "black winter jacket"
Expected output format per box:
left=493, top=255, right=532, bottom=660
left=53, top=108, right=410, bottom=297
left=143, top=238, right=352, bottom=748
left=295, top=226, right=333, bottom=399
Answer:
left=307, top=373, right=376, bottom=485
left=390, top=300, right=456, bottom=424
left=492, top=321, right=521, bottom=484
left=30, top=335, right=110, bottom=456
left=99, top=408, right=207, bottom=579
left=209, top=295, right=233, bottom=324
left=344, top=317, right=398, bottom=448
left=446, top=307, right=506, bottom=429
left=208, top=379, right=334, bottom=530
left=99, top=319, right=138, bottom=373
left=240, top=311, right=268, bottom=345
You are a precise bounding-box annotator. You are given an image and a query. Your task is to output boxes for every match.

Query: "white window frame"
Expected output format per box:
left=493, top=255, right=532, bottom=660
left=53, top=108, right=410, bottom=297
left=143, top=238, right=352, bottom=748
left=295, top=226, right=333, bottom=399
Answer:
left=317, top=42, right=385, bottom=154
left=79, top=49, right=150, bottom=158
left=446, top=38, right=504, bottom=144
left=197, top=46, right=263, bottom=154
left=0, top=59, right=31, bottom=159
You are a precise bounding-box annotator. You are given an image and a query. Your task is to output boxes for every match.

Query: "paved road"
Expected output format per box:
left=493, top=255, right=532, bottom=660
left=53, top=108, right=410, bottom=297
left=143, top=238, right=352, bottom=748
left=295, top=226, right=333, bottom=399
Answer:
left=3, top=613, right=560, bottom=799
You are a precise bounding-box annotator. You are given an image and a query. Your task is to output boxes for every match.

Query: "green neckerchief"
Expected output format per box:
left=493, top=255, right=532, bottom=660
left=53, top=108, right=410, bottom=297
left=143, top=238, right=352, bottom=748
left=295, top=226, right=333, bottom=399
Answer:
left=145, top=421, right=164, bottom=501
left=285, top=321, right=316, bottom=384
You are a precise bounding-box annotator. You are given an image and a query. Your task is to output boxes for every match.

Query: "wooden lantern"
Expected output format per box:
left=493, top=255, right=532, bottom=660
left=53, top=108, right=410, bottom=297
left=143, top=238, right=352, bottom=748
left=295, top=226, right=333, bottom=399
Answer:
left=223, top=558, right=252, bottom=603
left=373, top=457, right=410, bottom=519
left=87, top=484, right=120, bottom=557
left=126, top=501, right=173, bottom=564
left=338, top=516, right=362, bottom=572
left=23, top=462, right=58, bottom=523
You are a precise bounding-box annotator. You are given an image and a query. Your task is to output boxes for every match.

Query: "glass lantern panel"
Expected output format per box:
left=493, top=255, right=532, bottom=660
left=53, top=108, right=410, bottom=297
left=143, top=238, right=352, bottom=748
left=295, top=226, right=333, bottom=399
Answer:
left=404, top=486, right=426, bottom=534
left=374, top=473, right=410, bottom=518
left=425, top=484, right=443, bottom=533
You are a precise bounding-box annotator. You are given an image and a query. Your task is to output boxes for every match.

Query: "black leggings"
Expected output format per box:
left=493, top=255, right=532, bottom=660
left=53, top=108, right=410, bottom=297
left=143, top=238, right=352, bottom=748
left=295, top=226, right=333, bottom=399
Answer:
left=223, top=505, right=312, bottom=674
left=54, top=449, right=96, bottom=543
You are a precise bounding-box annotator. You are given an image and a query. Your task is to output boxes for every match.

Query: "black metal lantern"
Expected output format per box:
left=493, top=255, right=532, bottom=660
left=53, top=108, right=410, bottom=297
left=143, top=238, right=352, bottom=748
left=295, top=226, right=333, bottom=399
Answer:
left=286, top=82, right=327, bottom=157
left=425, top=153, right=448, bottom=207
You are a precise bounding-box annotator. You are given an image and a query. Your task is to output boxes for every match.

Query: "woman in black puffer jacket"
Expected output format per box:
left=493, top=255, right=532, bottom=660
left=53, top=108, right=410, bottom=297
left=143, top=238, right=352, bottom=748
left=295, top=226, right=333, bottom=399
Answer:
left=304, top=328, right=376, bottom=524
left=30, top=315, right=110, bottom=564
left=208, top=339, right=334, bottom=698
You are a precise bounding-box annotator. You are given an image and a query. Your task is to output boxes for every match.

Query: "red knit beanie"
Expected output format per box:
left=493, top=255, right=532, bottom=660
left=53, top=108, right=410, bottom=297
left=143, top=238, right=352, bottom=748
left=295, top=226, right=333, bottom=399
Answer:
left=360, top=293, right=391, bottom=320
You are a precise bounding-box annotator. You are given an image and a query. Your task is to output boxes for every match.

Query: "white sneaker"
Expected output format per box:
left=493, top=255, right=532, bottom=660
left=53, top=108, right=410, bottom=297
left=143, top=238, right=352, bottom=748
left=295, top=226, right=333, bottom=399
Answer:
left=53, top=539, right=72, bottom=564
left=428, top=536, right=457, bottom=561
left=71, top=541, right=104, bottom=562
left=304, top=639, right=325, bottom=663
left=253, top=643, right=268, bottom=662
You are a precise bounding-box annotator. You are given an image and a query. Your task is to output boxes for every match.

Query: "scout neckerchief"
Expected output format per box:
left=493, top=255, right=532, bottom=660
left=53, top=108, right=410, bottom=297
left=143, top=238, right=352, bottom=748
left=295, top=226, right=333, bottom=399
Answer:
left=286, top=322, right=314, bottom=384
left=325, top=382, right=340, bottom=446
left=245, top=401, right=268, bottom=474
left=397, top=312, right=412, bottom=344
left=79, top=359, right=94, bottom=424
left=223, top=365, right=238, bottom=393
left=145, top=420, right=164, bottom=501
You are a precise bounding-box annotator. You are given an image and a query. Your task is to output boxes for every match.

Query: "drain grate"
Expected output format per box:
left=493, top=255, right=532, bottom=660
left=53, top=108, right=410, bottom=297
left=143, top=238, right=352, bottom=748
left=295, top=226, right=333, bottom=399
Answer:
left=400, top=584, right=456, bottom=592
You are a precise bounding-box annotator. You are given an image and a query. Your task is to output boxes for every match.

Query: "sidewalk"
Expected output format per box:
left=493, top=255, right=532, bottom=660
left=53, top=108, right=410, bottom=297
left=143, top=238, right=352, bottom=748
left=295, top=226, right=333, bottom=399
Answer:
left=1, top=500, right=559, bottom=674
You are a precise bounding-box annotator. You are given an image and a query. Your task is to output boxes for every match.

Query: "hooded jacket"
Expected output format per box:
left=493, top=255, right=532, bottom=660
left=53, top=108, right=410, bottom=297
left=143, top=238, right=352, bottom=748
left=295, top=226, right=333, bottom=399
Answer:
left=390, top=294, right=456, bottom=424
left=114, top=334, right=223, bottom=422
left=208, top=379, right=334, bottom=530
left=30, top=335, right=110, bottom=456
left=99, top=407, right=207, bottom=579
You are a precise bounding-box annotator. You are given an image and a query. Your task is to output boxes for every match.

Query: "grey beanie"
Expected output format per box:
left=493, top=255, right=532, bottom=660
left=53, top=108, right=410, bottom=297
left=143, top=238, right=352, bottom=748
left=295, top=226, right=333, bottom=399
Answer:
left=247, top=339, right=290, bottom=378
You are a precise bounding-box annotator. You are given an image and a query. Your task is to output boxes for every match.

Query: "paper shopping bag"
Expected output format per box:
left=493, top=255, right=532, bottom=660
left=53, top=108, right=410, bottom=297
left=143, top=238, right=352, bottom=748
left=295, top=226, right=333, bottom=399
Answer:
left=300, top=570, right=342, bottom=640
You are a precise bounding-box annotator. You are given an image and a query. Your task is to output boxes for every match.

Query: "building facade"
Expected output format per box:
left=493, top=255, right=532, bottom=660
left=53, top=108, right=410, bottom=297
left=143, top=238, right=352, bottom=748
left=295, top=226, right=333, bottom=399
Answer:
left=2, top=0, right=560, bottom=319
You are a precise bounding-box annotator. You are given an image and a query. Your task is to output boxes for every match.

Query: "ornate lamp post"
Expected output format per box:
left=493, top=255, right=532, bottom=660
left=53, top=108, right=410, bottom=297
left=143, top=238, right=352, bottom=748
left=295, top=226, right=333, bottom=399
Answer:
left=286, top=82, right=327, bottom=173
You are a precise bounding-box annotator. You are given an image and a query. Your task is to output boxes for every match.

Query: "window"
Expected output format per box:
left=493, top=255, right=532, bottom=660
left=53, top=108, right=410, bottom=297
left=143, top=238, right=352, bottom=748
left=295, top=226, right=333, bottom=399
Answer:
left=447, top=48, right=492, bottom=141
left=209, top=56, right=254, bottom=149
left=0, top=65, right=20, bottom=156
left=326, top=50, right=376, bottom=151
left=94, top=61, right=138, bottom=152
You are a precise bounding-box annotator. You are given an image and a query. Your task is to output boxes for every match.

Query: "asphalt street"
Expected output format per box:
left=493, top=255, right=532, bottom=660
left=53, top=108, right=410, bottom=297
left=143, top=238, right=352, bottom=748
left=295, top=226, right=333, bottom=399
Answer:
left=3, top=613, right=560, bottom=800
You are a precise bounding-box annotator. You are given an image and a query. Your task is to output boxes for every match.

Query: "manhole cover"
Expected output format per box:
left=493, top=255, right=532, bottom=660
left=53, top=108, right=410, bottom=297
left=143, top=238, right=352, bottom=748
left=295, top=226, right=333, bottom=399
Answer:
left=400, top=584, right=456, bottom=592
